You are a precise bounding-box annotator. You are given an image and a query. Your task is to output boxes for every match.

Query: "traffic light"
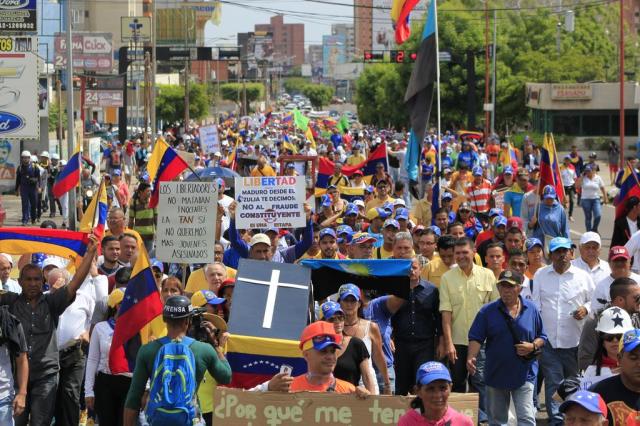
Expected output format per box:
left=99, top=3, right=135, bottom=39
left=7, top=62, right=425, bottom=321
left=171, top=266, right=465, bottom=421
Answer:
left=363, top=50, right=384, bottom=63
left=390, top=50, right=405, bottom=63
left=410, top=52, right=417, bottom=61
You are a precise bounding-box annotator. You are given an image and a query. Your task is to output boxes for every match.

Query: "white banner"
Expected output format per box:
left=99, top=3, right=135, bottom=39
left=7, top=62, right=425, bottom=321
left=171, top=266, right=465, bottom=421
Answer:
left=199, top=124, right=220, bottom=155
left=0, top=36, right=38, bottom=139
left=156, top=182, right=218, bottom=264
left=235, top=176, right=306, bottom=230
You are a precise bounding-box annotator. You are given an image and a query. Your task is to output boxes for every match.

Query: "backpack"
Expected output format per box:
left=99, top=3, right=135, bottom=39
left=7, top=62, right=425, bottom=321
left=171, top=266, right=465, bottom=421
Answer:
left=110, top=149, right=121, bottom=166
left=146, top=336, right=198, bottom=426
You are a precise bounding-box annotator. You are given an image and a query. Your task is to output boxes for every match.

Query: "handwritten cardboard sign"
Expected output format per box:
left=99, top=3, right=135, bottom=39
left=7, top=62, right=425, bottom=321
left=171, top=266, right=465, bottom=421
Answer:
left=213, top=387, right=478, bottom=425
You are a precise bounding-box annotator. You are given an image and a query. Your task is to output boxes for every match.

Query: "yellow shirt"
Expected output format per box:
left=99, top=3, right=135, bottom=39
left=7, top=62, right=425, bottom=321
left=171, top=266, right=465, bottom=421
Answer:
left=250, top=164, right=276, bottom=177
left=346, top=154, right=366, bottom=166
left=412, top=199, right=432, bottom=226
left=365, top=195, right=394, bottom=212
left=141, top=315, right=167, bottom=344
left=185, top=266, right=237, bottom=294
left=439, top=264, right=498, bottom=345
left=421, top=256, right=450, bottom=287
left=374, top=245, right=393, bottom=259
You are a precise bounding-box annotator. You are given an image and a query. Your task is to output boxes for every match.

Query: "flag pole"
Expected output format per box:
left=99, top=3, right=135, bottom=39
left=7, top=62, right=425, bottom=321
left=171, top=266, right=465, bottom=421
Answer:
left=434, top=0, right=442, bottom=207
left=92, top=178, right=104, bottom=234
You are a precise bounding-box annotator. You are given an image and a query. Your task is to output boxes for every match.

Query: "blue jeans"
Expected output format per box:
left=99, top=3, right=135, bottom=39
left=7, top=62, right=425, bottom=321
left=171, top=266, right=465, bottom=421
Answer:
left=20, top=186, right=36, bottom=224
left=375, top=365, right=396, bottom=395
left=0, top=394, right=14, bottom=426
left=540, top=346, right=578, bottom=426
left=581, top=198, right=602, bottom=233
left=486, top=381, right=536, bottom=426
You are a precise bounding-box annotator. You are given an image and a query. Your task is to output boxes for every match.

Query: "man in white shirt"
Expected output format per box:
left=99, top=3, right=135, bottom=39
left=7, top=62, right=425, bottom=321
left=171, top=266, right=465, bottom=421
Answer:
left=532, top=237, right=595, bottom=425
left=591, top=246, right=640, bottom=313
left=571, top=232, right=611, bottom=285
left=624, top=228, right=640, bottom=274
left=0, top=254, right=20, bottom=294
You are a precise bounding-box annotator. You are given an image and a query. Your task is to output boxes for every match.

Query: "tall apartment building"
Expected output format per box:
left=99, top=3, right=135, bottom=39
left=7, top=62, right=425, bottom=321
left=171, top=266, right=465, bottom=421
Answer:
left=354, top=0, right=372, bottom=57
left=331, top=23, right=355, bottom=60
left=255, top=15, right=304, bottom=66
left=307, top=44, right=323, bottom=68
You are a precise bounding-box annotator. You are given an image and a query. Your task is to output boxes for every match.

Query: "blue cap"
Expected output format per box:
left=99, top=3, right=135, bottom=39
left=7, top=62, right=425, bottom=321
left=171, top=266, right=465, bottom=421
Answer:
left=472, top=166, right=483, bottom=176
left=543, top=185, right=557, bottom=199
left=264, top=226, right=279, bottom=234
left=338, top=283, right=361, bottom=301
left=320, top=301, right=344, bottom=320
left=492, top=216, right=507, bottom=228
left=286, top=163, right=296, bottom=169
left=395, top=208, right=409, bottom=220
left=525, top=238, right=543, bottom=251
left=196, top=290, right=226, bottom=306
left=112, top=169, right=122, bottom=177
left=489, top=208, right=504, bottom=218
left=416, top=361, right=452, bottom=385
left=151, top=258, right=164, bottom=273
left=383, top=219, right=400, bottom=229
left=345, top=205, right=359, bottom=216
left=321, top=194, right=332, bottom=208
left=503, top=166, right=514, bottom=175
left=442, top=192, right=453, bottom=200
left=336, top=225, right=353, bottom=236
left=310, top=334, right=342, bottom=351
left=622, top=329, right=640, bottom=353
left=429, top=225, right=442, bottom=236
left=382, top=202, right=394, bottom=213
left=559, top=390, right=608, bottom=417
left=365, top=185, right=374, bottom=193
left=549, top=236, right=574, bottom=252
left=319, top=228, right=337, bottom=240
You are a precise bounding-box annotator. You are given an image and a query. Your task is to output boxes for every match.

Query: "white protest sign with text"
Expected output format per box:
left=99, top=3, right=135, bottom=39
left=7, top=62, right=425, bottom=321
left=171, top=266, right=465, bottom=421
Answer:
left=235, top=176, right=306, bottom=230
left=156, top=181, right=217, bottom=264
left=199, top=125, right=220, bottom=155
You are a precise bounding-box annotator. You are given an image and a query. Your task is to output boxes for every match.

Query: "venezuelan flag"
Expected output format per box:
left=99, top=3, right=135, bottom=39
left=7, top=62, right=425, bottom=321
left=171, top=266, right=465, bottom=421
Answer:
left=539, top=133, right=565, bottom=203
left=147, top=138, right=190, bottom=208
left=393, top=0, right=420, bottom=44
left=78, top=179, right=108, bottom=240
left=52, top=149, right=81, bottom=198
left=614, top=162, right=640, bottom=219
left=226, top=334, right=306, bottom=389
left=300, top=259, right=412, bottom=301
left=109, top=249, right=163, bottom=374
left=315, top=142, right=388, bottom=193
left=0, top=228, right=89, bottom=261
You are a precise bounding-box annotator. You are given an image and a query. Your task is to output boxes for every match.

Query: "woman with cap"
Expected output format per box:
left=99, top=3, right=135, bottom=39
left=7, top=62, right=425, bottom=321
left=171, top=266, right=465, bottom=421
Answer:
left=524, top=238, right=546, bottom=281
left=580, top=307, right=634, bottom=390
left=530, top=185, right=570, bottom=248
left=320, top=301, right=376, bottom=393
left=398, top=361, right=473, bottom=426
left=454, top=202, right=482, bottom=240
left=85, top=288, right=131, bottom=426
left=576, top=165, right=608, bottom=233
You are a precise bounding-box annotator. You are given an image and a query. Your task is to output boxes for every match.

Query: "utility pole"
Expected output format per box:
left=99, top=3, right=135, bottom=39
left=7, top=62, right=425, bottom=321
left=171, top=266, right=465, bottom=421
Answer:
left=56, top=75, right=63, bottom=141
left=144, top=51, right=150, bottom=142
left=65, top=0, right=76, bottom=230
left=242, top=77, right=247, bottom=116
left=484, top=0, right=490, bottom=140
left=150, top=0, right=157, bottom=138
left=619, top=0, right=625, bottom=164
left=490, top=8, right=497, bottom=135
left=184, top=61, right=190, bottom=133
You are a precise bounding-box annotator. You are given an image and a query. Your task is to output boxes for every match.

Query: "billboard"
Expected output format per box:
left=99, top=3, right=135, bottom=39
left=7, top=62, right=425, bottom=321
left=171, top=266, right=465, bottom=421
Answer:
left=54, top=32, right=113, bottom=70
left=0, top=0, right=37, bottom=33
left=253, top=31, right=273, bottom=62
left=0, top=36, right=38, bottom=139
left=322, top=35, right=346, bottom=79
left=157, top=8, right=196, bottom=44
left=84, top=90, right=123, bottom=107
left=372, top=0, right=395, bottom=50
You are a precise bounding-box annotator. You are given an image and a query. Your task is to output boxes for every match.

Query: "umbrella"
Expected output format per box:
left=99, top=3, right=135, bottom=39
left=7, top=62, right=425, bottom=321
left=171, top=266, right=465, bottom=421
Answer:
left=184, top=166, right=240, bottom=187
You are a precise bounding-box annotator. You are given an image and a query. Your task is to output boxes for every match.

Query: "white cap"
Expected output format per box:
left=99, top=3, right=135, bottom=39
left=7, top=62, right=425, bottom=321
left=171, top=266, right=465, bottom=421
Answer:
left=42, top=257, right=64, bottom=269
left=249, top=233, right=271, bottom=248
left=0, top=253, right=13, bottom=266
left=221, top=140, right=229, bottom=146
left=40, top=151, right=49, bottom=158
left=21, top=150, right=30, bottom=157
left=596, top=307, right=633, bottom=334
left=393, top=198, right=406, bottom=207
left=580, top=231, right=601, bottom=246
left=51, top=153, right=60, bottom=160
left=30, top=155, right=38, bottom=162
left=214, top=151, right=222, bottom=157
left=353, top=199, right=365, bottom=208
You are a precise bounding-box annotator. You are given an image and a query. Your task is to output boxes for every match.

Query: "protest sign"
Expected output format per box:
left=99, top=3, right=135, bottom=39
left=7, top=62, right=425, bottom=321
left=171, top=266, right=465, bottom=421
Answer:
left=156, top=181, right=217, bottom=264
left=213, top=387, right=478, bottom=425
left=199, top=124, right=220, bottom=155
left=235, top=176, right=306, bottom=230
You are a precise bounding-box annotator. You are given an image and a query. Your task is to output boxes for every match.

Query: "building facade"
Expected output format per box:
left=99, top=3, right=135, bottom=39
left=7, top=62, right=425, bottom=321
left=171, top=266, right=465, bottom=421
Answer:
left=255, top=15, right=304, bottom=67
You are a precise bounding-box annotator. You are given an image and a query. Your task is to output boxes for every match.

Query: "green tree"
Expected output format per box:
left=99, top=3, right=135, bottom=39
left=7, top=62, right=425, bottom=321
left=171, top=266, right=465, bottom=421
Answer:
left=283, top=77, right=309, bottom=95
left=48, top=101, right=67, bottom=138
left=219, top=83, right=265, bottom=111
left=302, top=84, right=334, bottom=109
left=156, top=83, right=210, bottom=124
left=355, top=64, right=408, bottom=128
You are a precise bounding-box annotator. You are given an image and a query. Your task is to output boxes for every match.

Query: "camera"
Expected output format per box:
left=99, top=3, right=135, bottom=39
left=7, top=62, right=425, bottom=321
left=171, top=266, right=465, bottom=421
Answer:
left=190, top=307, right=215, bottom=343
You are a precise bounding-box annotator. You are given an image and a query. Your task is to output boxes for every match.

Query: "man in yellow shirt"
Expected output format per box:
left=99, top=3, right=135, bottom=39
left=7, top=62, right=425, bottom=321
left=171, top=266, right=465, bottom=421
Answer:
left=250, top=154, right=276, bottom=177
left=365, top=180, right=394, bottom=211
left=374, top=219, right=399, bottom=259
left=439, top=237, right=497, bottom=419
left=328, top=161, right=349, bottom=187
left=104, top=207, right=145, bottom=251
left=421, top=235, right=456, bottom=286
left=346, top=145, right=366, bottom=166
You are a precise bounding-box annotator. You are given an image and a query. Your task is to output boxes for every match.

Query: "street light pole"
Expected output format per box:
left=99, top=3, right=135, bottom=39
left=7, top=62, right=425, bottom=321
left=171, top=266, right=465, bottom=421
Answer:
left=619, top=0, right=625, bottom=165
left=65, top=0, right=76, bottom=230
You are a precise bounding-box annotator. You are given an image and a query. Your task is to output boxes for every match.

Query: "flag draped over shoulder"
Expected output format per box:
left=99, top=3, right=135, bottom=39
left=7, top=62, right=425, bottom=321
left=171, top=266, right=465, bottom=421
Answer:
left=614, top=162, right=640, bottom=219
left=0, top=228, right=89, bottom=260
left=147, top=138, right=190, bottom=208
left=226, top=335, right=306, bottom=389
left=539, top=133, right=565, bottom=203
left=405, top=0, right=437, bottom=188
left=52, top=148, right=81, bottom=198
left=109, top=249, right=163, bottom=374
left=78, top=180, right=108, bottom=240
left=392, top=0, right=420, bottom=45
left=300, top=259, right=412, bottom=301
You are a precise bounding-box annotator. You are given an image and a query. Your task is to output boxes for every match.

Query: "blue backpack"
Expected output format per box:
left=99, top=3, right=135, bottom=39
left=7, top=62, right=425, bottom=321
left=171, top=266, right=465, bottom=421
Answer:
left=146, top=336, right=198, bottom=426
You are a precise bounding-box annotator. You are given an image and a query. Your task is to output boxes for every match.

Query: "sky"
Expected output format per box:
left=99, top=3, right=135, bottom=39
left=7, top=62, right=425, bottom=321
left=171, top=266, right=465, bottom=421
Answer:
left=203, top=0, right=356, bottom=49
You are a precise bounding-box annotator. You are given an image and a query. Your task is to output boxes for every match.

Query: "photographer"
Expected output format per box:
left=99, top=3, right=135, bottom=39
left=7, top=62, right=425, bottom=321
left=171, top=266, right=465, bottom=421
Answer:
left=467, top=270, right=547, bottom=426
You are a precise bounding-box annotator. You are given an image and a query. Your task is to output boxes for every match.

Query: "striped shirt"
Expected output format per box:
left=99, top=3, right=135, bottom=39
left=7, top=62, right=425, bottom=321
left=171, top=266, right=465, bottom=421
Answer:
left=466, top=179, right=494, bottom=213
left=129, top=197, right=156, bottom=240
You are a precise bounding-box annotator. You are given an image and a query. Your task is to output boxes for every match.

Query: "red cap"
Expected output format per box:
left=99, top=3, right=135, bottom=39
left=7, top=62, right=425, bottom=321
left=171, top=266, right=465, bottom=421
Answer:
left=352, top=169, right=363, bottom=176
left=299, top=321, right=342, bottom=351
left=609, top=246, right=630, bottom=261
left=507, top=217, right=524, bottom=232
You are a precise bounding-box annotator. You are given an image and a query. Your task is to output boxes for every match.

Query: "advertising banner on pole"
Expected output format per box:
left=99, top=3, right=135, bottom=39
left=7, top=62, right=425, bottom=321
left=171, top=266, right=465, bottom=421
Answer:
left=84, top=90, right=123, bottom=107
left=54, top=32, right=113, bottom=70
left=156, top=181, right=218, bottom=264
left=0, top=36, right=38, bottom=139
left=0, top=0, right=37, bottom=33
left=235, top=176, right=306, bottom=230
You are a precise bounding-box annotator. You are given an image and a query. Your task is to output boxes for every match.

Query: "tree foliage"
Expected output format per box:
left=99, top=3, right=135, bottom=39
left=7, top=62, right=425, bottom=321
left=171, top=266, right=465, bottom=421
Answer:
left=302, top=83, right=334, bottom=109
left=219, top=83, right=265, bottom=108
left=283, top=77, right=310, bottom=95
left=355, top=0, right=619, bottom=131
left=156, top=83, right=210, bottom=124
left=48, top=101, right=67, bottom=135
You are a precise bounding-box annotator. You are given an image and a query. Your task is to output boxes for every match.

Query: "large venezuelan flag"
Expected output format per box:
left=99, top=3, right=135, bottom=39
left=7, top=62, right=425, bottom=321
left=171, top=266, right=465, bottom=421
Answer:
left=0, top=228, right=89, bottom=261
left=614, top=162, right=640, bottom=220
left=147, top=138, right=190, bottom=208
left=226, top=334, right=306, bottom=389
left=539, top=133, right=565, bottom=203
left=109, top=249, right=163, bottom=374
left=393, top=0, right=420, bottom=44
left=78, top=179, right=108, bottom=240
left=52, top=149, right=81, bottom=198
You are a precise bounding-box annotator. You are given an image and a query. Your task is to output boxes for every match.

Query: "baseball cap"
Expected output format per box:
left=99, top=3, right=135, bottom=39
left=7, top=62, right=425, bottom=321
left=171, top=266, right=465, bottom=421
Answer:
left=458, top=202, right=471, bottom=212
left=353, top=169, right=363, bottom=176
left=191, top=290, right=226, bottom=308
left=345, top=205, right=359, bottom=216
left=492, top=216, right=507, bottom=228
left=111, top=169, right=122, bottom=177
left=525, top=238, right=543, bottom=251
left=382, top=202, right=394, bottom=213
left=472, top=166, right=483, bottom=176
left=299, top=321, right=342, bottom=351
left=442, top=192, right=453, bottom=201
left=319, top=228, right=337, bottom=240
left=395, top=208, right=409, bottom=221
left=249, top=233, right=271, bottom=248
left=411, top=225, right=425, bottom=235
left=507, top=217, right=523, bottom=232
left=265, top=226, right=279, bottom=235
left=429, top=225, right=442, bottom=236
left=286, top=163, right=296, bottom=169
left=503, top=166, right=514, bottom=175
left=559, top=391, right=608, bottom=417
left=383, top=219, right=400, bottom=229
left=393, top=198, right=406, bottom=207
left=353, top=199, right=365, bottom=208
left=107, top=287, right=125, bottom=308
left=151, top=258, right=164, bottom=273
left=365, top=185, right=375, bottom=193
left=320, top=301, right=344, bottom=320
left=580, top=231, right=601, bottom=246
left=219, top=278, right=235, bottom=295
left=497, top=270, right=524, bottom=286
left=350, top=232, right=377, bottom=245
left=338, top=283, right=361, bottom=301
left=609, top=246, right=630, bottom=261
left=366, top=207, right=390, bottom=221
left=549, top=237, right=574, bottom=252
left=336, top=225, right=353, bottom=236
left=542, top=185, right=557, bottom=199
left=621, top=329, right=640, bottom=353
left=42, top=257, right=65, bottom=270
left=20, top=150, right=30, bottom=157
left=321, top=194, right=332, bottom=208
left=416, top=361, right=452, bottom=385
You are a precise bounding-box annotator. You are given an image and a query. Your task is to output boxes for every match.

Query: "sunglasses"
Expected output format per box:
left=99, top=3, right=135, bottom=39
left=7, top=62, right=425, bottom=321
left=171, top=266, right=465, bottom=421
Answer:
left=602, top=334, right=623, bottom=342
